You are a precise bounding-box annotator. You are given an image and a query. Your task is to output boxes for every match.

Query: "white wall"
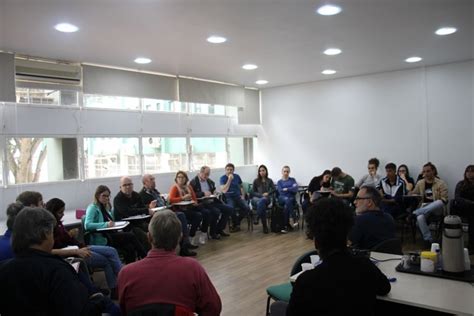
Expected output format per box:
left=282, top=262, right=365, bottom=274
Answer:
left=259, top=60, right=474, bottom=197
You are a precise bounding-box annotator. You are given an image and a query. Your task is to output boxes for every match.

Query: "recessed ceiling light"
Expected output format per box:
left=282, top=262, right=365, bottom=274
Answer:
left=316, top=4, right=342, bottom=16
left=322, top=69, right=336, bottom=75
left=323, top=48, right=342, bottom=56
left=435, top=27, right=457, bottom=36
left=207, top=36, right=227, bottom=44
left=255, top=80, right=268, bottom=85
left=54, top=23, right=79, bottom=33
left=134, top=57, right=151, bottom=64
left=405, top=56, right=422, bottom=63
left=242, top=64, right=258, bottom=70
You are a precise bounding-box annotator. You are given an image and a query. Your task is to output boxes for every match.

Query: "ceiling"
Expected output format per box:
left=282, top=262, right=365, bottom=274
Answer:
left=0, top=0, right=472, bottom=88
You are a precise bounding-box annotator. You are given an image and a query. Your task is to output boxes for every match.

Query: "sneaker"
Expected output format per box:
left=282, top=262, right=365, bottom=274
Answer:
left=218, top=230, right=230, bottom=237
left=199, top=233, right=207, bottom=245
left=280, top=228, right=288, bottom=234
left=190, top=235, right=199, bottom=246
left=292, top=221, right=299, bottom=228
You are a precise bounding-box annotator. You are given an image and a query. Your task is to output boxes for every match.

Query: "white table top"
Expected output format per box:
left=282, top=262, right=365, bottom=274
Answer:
left=96, top=221, right=129, bottom=231
left=121, top=214, right=151, bottom=221
left=372, top=252, right=474, bottom=315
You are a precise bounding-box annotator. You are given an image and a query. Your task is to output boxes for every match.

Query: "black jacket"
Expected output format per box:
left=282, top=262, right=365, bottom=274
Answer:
left=190, top=175, right=217, bottom=198
left=287, top=250, right=390, bottom=316
left=139, top=187, right=166, bottom=208
left=0, top=249, right=92, bottom=316
left=113, top=190, right=148, bottom=220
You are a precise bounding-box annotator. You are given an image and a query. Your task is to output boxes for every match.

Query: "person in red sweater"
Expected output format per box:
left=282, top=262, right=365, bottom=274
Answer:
left=118, top=210, right=222, bottom=315
left=169, top=171, right=205, bottom=246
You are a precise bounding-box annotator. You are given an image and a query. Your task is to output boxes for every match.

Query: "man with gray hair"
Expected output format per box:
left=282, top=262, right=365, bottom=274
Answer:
left=0, top=207, right=105, bottom=315
left=118, top=210, right=221, bottom=315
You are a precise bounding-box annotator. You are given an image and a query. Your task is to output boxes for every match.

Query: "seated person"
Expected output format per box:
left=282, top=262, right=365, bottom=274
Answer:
left=411, top=162, right=448, bottom=245
left=398, top=164, right=415, bottom=192
left=329, top=167, right=355, bottom=205
left=377, top=163, right=406, bottom=217
left=285, top=198, right=391, bottom=315
left=118, top=210, right=222, bottom=315
left=250, top=164, right=276, bottom=234
left=276, top=165, right=299, bottom=233
left=113, top=176, right=153, bottom=252
left=85, top=185, right=147, bottom=263
left=15, top=190, right=44, bottom=207
left=349, top=186, right=396, bottom=250
left=0, top=202, right=24, bottom=261
left=190, top=166, right=232, bottom=238
left=45, top=198, right=122, bottom=296
left=141, top=173, right=198, bottom=254
left=169, top=171, right=204, bottom=247
left=220, top=163, right=250, bottom=232
left=451, top=165, right=474, bottom=253
left=355, top=157, right=383, bottom=188
left=0, top=207, right=109, bottom=316
left=306, top=169, right=331, bottom=205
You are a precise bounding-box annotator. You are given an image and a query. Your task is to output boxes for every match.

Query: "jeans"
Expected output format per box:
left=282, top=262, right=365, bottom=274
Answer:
left=251, top=197, right=271, bottom=220
left=210, top=202, right=233, bottom=232
left=85, top=245, right=123, bottom=289
left=181, top=208, right=203, bottom=237
left=413, top=200, right=445, bottom=241
left=225, top=195, right=250, bottom=226
left=278, top=195, right=296, bottom=225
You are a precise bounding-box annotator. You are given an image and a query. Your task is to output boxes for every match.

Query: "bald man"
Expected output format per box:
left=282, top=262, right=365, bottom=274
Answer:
left=139, top=174, right=197, bottom=256
left=113, top=176, right=155, bottom=253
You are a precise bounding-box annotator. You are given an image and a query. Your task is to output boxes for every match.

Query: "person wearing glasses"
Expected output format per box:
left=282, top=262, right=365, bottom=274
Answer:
left=140, top=173, right=198, bottom=256
left=113, top=176, right=154, bottom=253
left=397, top=164, right=415, bottom=192
left=190, top=166, right=233, bottom=239
left=169, top=171, right=205, bottom=248
left=85, top=185, right=147, bottom=263
left=251, top=164, right=276, bottom=234
left=349, top=186, right=396, bottom=250
left=355, top=158, right=382, bottom=189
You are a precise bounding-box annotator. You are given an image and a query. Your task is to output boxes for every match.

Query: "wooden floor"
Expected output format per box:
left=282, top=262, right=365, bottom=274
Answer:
left=196, top=226, right=313, bottom=316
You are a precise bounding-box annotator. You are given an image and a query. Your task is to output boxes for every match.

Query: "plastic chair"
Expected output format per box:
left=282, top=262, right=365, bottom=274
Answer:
left=265, top=249, right=318, bottom=315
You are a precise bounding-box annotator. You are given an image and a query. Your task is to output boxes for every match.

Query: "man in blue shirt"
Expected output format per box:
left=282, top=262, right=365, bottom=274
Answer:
left=349, top=186, right=396, bottom=250
left=220, top=163, right=249, bottom=232
left=277, top=165, right=299, bottom=233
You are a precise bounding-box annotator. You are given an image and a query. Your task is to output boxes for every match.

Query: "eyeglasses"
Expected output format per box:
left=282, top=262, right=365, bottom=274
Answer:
left=354, top=196, right=372, bottom=201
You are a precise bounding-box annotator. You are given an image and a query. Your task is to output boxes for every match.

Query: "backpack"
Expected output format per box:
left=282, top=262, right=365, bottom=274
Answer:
left=270, top=202, right=285, bottom=233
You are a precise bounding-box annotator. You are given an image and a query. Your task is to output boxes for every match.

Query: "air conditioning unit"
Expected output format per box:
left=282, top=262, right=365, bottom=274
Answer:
left=15, top=58, right=81, bottom=87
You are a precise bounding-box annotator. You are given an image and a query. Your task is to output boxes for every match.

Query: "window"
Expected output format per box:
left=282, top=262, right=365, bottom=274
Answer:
left=142, top=137, right=188, bottom=173
left=16, top=88, right=79, bottom=106
left=188, top=103, right=226, bottom=116
left=7, top=137, right=79, bottom=184
left=84, top=138, right=140, bottom=178
left=83, top=94, right=140, bottom=110
left=142, top=99, right=186, bottom=113
left=227, top=137, right=256, bottom=166
left=190, top=137, right=227, bottom=170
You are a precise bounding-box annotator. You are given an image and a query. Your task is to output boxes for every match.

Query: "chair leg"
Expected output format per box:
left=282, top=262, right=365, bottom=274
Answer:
left=266, top=296, right=272, bottom=316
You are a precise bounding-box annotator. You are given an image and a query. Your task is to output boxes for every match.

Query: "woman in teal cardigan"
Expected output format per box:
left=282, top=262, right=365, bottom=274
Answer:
left=85, top=185, right=146, bottom=263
